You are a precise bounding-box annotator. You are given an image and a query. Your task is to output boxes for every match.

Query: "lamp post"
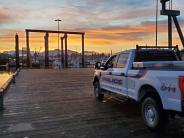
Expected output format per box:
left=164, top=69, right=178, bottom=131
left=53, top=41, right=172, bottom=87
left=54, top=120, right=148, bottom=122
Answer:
left=55, top=19, right=62, bottom=64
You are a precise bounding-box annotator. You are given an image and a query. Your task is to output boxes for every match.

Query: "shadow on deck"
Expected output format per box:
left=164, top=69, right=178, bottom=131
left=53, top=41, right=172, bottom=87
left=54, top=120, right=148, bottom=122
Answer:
left=0, top=69, right=184, bottom=138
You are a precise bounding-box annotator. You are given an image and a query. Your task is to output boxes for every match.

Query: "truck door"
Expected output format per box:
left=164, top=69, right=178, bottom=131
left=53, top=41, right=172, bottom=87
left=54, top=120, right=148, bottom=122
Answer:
left=110, top=52, right=130, bottom=96
left=100, top=55, right=117, bottom=91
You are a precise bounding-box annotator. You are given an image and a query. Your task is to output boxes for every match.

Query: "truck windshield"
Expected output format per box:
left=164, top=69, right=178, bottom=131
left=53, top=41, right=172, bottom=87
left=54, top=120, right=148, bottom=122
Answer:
left=134, top=50, right=178, bottom=62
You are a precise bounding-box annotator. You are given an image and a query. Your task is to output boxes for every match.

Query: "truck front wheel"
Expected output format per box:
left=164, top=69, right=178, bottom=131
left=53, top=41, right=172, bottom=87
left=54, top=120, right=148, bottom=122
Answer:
left=93, top=81, right=104, bottom=100
left=141, top=97, right=168, bottom=131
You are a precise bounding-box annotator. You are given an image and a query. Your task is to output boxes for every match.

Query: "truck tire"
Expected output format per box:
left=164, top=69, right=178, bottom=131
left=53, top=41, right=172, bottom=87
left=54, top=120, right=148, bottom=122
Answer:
left=141, top=97, right=168, bottom=131
left=93, top=81, right=104, bottom=100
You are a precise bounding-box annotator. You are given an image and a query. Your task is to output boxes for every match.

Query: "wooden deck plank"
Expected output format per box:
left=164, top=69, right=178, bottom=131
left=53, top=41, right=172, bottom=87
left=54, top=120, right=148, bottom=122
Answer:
left=0, top=69, right=184, bottom=138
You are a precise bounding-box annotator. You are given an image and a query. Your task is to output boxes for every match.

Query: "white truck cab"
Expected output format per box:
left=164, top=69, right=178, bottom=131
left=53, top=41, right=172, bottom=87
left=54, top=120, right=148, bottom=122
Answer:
left=93, top=46, right=184, bottom=131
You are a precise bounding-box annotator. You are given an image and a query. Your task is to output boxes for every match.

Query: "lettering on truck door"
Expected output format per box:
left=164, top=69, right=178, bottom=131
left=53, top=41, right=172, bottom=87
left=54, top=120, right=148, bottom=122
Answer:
left=111, top=52, right=129, bottom=95
left=100, top=55, right=117, bottom=92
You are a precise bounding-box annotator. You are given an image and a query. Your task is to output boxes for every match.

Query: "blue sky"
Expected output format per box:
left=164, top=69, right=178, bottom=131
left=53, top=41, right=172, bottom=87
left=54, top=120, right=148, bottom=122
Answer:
left=0, top=0, right=156, bottom=29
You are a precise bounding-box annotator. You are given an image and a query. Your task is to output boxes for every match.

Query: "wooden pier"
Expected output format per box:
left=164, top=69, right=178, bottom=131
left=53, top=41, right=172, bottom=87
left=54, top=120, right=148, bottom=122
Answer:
left=0, top=69, right=184, bottom=138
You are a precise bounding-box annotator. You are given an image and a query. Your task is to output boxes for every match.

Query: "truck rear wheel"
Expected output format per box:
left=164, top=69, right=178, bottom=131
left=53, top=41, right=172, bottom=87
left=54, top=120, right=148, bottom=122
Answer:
left=93, top=81, right=104, bottom=100
left=141, top=97, right=168, bottom=131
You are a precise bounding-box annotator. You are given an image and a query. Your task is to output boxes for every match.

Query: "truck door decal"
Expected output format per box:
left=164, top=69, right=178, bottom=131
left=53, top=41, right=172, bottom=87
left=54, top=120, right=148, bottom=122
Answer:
left=129, top=70, right=147, bottom=79
left=102, top=76, right=123, bottom=85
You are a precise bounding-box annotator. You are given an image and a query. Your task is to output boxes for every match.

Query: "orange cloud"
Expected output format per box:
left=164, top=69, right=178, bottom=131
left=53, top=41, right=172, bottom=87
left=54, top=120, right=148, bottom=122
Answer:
left=1, top=20, right=184, bottom=53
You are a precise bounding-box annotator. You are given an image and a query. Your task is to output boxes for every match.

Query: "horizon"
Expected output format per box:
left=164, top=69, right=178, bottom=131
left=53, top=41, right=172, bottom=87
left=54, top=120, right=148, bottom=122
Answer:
left=0, top=48, right=113, bottom=55
left=1, top=0, right=184, bottom=53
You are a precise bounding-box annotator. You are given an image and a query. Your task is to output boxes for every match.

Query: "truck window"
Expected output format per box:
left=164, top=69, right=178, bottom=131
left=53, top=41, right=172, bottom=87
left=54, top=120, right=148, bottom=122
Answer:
left=116, top=53, right=129, bottom=68
left=106, top=55, right=117, bottom=68
left=134, top=50, right=178, bottom=62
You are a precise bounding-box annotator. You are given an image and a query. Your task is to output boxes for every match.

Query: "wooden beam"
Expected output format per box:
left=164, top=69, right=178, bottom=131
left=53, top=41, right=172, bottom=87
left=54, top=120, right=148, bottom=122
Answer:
left=25, top=29, right=86, bottom=68
left=26, top=29, right=85, bottom=35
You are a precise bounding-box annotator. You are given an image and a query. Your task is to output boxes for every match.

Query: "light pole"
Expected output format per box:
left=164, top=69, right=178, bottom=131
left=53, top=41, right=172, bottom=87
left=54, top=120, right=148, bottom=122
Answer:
left=55, top=19, right=62, bottom=63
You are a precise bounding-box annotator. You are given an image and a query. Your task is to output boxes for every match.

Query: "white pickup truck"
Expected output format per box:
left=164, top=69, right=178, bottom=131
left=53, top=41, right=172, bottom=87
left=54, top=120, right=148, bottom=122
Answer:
left=93, top=46, right=184, bottom=131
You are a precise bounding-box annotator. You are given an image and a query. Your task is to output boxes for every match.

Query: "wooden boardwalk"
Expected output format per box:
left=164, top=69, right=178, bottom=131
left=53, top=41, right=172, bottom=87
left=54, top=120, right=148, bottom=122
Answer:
left=0, top=69, right=184, bottom=138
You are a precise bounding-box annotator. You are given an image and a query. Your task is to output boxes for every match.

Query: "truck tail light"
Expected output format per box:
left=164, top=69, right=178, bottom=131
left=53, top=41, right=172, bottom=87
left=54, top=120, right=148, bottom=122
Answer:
left=179, top=76, right=184, bottom=100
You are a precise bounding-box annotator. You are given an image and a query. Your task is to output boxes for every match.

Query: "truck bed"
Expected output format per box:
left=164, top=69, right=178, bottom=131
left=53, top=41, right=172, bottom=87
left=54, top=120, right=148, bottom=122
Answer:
left=133, top=61, right=184, bottom=70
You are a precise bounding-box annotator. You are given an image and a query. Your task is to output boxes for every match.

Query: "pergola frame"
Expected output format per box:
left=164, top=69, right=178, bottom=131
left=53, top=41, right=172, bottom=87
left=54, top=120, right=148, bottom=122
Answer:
left=25, top=29, right=85, bottom=68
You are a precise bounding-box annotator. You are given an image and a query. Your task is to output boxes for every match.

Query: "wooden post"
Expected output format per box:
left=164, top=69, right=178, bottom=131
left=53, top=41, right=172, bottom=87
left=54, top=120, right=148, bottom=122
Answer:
left=64, top=34, right=68, bottom=68
left=0, top=92, right=3, bottom=110
left=60, top=37, right=64, bottom=68
left=26, top=31, right=30, bottom=68
left=82, top=34, right=85, bottom=68
left=44, top=33, right=49, bottom=68
left=15, top=33, right=20, bottom=69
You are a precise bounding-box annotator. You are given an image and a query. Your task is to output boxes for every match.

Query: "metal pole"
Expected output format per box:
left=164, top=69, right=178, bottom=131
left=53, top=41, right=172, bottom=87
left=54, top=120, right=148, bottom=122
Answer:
left=54, top=19, right=62, bottom=63
left=156, top=0, right=158, bottom=47
left=15, top=33, right=20, bottom=69
left=171, top=0, right=172, bottom=9
left=173, top=16, right=184, bottom=47
left=168, top=15, right=172, bottom=48
left=57, top=21, right=60, bottom=59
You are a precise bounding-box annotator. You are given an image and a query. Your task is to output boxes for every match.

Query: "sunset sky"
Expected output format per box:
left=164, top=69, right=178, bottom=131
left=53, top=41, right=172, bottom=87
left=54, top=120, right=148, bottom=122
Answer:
left=1, top=0, right=184, bottom=53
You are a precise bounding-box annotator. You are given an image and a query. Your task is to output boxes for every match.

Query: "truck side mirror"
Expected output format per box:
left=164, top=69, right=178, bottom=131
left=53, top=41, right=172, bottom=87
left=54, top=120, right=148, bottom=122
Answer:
left=95, top=62, right=101, bottom=69
left=100, top=64, right=107, bottom=70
